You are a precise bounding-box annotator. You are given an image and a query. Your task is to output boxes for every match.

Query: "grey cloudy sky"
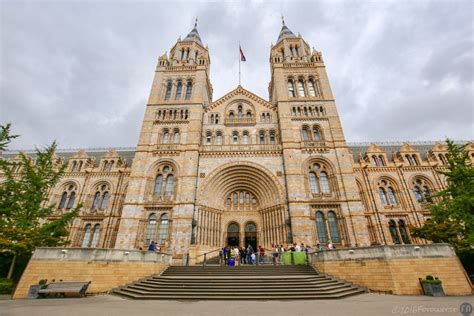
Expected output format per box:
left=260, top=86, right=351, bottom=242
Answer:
left=1, top=0, right=473, bottom=150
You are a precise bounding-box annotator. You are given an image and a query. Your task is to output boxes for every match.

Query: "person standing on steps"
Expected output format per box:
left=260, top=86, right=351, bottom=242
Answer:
left=258, top=245, right=265, bottom=264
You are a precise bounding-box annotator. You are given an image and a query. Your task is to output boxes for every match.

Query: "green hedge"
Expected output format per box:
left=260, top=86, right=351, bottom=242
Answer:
left=0, top=278, right=13, bottom=295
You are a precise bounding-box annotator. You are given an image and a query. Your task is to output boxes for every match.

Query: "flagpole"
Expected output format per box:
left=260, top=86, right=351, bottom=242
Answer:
left=238, top=41, right=241, bottom=86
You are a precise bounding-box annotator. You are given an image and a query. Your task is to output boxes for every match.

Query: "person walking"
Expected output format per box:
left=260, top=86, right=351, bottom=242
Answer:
left=271, top=244, right=277, bottom=265
left=247, top=244, right=254, bottom=265
left=258, top=245, right=265, bottom=264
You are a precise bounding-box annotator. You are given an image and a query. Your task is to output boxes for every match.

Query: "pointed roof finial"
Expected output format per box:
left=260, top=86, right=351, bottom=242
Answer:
left=195, top=17, right=198, bottom=28
left=281, top=15, right=285, bottom=26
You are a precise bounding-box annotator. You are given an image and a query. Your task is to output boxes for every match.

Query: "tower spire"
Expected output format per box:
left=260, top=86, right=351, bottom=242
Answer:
left=183, top=19, right=203, bottom=46
left=276, top=17, right=297, bottom=43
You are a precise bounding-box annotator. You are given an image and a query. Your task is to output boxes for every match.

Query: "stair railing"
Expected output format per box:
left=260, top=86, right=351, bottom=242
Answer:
left=196, top=248, right=221, bottom=266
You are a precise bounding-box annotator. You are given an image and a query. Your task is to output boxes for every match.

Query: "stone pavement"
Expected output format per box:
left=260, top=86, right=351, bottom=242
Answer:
left=1, top=293, right=473, bottom=316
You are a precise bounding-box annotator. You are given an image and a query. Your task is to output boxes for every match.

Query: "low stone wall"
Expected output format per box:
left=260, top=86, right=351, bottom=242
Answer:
left=311, top=244, right=472, bottom=296
left=13, top=248, right=171, bottom=299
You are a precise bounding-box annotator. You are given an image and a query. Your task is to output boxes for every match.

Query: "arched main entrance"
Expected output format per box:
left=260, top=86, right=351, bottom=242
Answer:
left=227, top=223, right=240, bottom=246
left=245, top=222, right=257, bottom=251
left=197, top=162, right=288, bottom=249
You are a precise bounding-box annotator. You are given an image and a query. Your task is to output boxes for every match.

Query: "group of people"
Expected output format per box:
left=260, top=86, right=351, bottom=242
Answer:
left=220, top=245, right=266, bottom=265
left=316, top=241, right=335, bottom=251
left=147, top=241, right=162, bottom=252
left=219, top=243, right=315, bottom=266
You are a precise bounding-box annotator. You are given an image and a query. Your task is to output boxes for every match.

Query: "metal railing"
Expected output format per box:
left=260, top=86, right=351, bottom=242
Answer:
left=196, top=248, right=221, bottom=266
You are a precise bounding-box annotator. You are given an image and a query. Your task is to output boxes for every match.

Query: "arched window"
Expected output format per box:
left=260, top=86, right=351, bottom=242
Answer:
left=175, top=81, right=182, bottom=99
left=288, top=79, right=295, bottom=97
left=379, top=188, right=388, bottom=205
left=81, top=224, right=91, bottom=247
left=90, top=224, right=100, bottom=248
left=173, top=130, right=180, bottom=144
left=106, top=161, right=113, bottom=171
left=309, top=172, right=319, bottom=194
left=239, top=192, right=244, bottom=204
left=216, top=132, right=222, bottom=145
left=165, top=81, right=172, bottom=100
left=302, top=127, right=310, bottom=141
left=71, top=161, right=77, bottom=172
left=259, top=132, right=265, bottom=144
left=242, top=132, right=249, bottom=144
left=320, top=172, right=330, bottom=193
left=206, top=132, right=212, bottom=145
left=77, top=161, right=83, bottom=172
left=423, top=186, right=432, bottom=202
left=316, top=212, right=328, bottom=243
left=229, top=112, right=235, bottom=119
left=233, top=192, right=238, bottom=205
left=145, top=214, right=157, bottom=244
left=388, top=220, right=401, bottom=244
left=92, top=192, right=100, bottom=209
left=308, top=79, right=317, bottom=97
left=412, top=154, right=419, bottom=166
left=232, top=132, right=239, bottom=144
left=406, top=154, right=414, bottom=166
left=412, top=178, right=433, bottom=203
left=308, top=163, right=332, bottom=195
left=246, top=111, right=252, bottom=118
left=371, top=155, right=378, bottom=166
left=59, top=192, right=68, bottom=209
left=312, top=126, right=321, bottom=141
left=162, top=131, right=169, bottom=144
left=164, top=175, right=174, bottom=196
left=438, top=153, right=447, bottom=165
left=398, top=220, right=410, bottom=244
left=157, top=214, right=169, bottom=245
left=327, top=211, right=340, bottom=243
left=269, top=132, right=276, bottom=144
left=297, top=79, right=305, bottom=97
left=185, top=81, right=193, bottom=100
left=387, top=187, right=397, bottom=205
left=379, top=155, right=385, bottom=166
left=154, top=175, right=163, bottom=195
left=378, top=180, right=398, bottom=206
left=100, top=192, right=109, bottom=209
left=245, top=193, right=250, bottom=204
left=66, top=192, right=75, bottom=209
left=414, top=186, right=423, bottom=202
left=237, top=105, right=243, bottom=118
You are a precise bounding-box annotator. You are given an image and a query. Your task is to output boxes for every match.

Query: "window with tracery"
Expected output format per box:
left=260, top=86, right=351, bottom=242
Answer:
left=91, top=184, right=110, bottom=210
left=378, top=179, right=398, bottom=206
left=412, top=178, right=433, bottom=203
left=81, top=223, right=100, bottom=248
left=154, top=165, right=175, bottom=198
left=164, top=81, right=172, bottom=100
left=185, top=81, right=193, bottom=100
left=308, top=163, right=331, bottom=194
left=308, top=79, right=317, bottom=97
left=58, top=184, right=77, bottom=210
left=297, top=79, right=305, bottom=97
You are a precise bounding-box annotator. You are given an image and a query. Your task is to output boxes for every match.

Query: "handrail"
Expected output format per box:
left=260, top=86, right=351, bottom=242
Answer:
left=196, top=248, right=221, bottom=257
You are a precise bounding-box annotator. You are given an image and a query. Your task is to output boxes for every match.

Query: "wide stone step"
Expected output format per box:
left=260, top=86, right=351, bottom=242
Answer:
left=128, top=282, right=351, bottom=292
left=112, top=265, right=366, bottom=300
left=113, top=287, right=366, bottom=300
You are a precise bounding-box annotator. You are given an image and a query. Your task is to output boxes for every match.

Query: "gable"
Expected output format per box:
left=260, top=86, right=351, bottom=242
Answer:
left=205, top=86, right=275, bottom=113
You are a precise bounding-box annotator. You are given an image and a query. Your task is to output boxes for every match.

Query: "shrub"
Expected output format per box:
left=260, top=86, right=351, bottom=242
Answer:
left=0, top=278, right=14, bottom=295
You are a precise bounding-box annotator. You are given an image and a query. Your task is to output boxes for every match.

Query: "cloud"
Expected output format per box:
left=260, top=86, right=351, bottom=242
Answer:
left=1, top=0, right=472, bottom=150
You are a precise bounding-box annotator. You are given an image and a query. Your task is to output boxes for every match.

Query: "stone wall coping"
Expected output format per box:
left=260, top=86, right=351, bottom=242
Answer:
left=311, top=244, right=456, bottom=262
left=31, top=247, right=172, bottom=264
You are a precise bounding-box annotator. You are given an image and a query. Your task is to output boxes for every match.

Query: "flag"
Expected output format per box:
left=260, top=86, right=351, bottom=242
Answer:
left=240, top=46, right=246, bottom=62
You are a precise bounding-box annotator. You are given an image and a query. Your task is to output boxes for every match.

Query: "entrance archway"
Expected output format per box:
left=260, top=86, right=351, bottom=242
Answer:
left=227, top=223, right=240, bottom=246
left=245, top=222, right=257, bottom=251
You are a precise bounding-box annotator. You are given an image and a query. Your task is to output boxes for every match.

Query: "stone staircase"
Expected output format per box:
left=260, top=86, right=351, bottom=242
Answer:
left=112, top=265, right=366, bottom=300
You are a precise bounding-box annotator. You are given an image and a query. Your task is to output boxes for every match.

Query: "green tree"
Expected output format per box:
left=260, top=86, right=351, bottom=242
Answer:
left=0, top=124, right=80, bottom=279
left=412, top=140, right=474, bottom=277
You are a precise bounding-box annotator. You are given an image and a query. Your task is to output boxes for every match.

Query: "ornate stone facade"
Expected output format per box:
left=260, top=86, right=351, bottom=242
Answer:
left=2, top=22, right=473, bottom=256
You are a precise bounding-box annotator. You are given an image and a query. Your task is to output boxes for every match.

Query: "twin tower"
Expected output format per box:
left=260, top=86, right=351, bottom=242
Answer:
left=113, top=20, right=370, bottom=255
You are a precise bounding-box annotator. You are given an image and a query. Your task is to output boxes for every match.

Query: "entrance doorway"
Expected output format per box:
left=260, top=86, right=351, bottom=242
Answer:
left=245, top=222, right=257, bottom=251
left=227, top=223, right=240, bottom=247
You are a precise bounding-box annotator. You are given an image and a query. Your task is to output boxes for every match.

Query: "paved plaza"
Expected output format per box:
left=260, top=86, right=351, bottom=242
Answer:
left=1, top=293, right=473, bottom=316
